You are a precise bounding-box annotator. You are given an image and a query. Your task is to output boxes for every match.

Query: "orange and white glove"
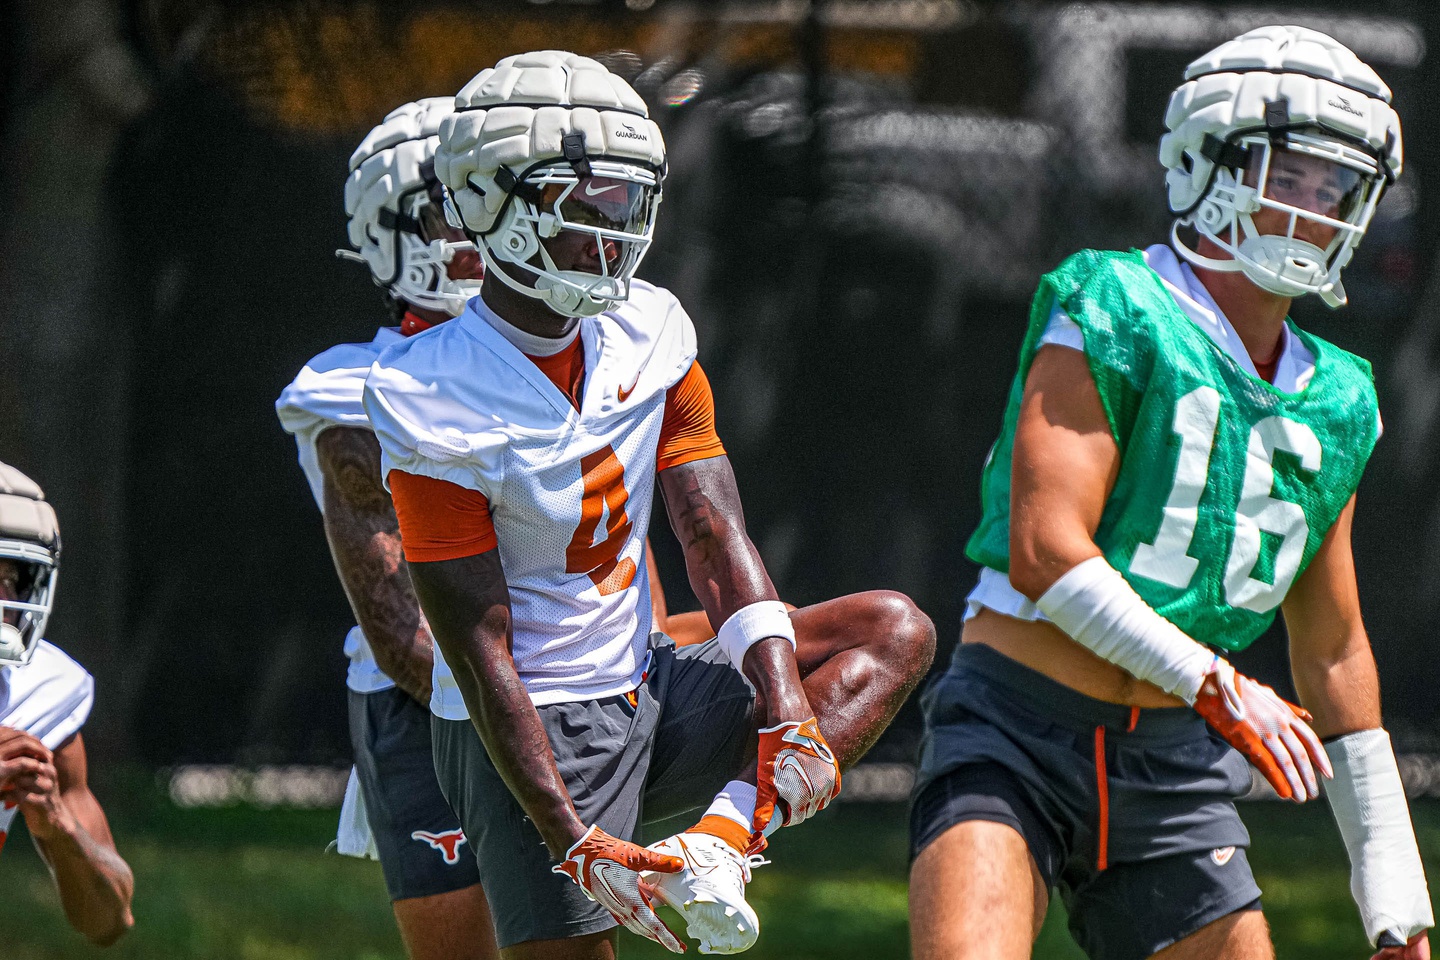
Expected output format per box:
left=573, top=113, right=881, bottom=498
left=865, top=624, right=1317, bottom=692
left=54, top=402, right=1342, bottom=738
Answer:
left=553, top=825, right=687, bottom=952
left=1193, top=659, right=1331, bottom=802
left=748, top=717, right=841, bottom=853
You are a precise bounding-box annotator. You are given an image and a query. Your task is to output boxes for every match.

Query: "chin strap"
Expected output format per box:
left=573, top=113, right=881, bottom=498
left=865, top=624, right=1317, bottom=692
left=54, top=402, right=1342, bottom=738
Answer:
left=1171, top=220, right=1348, bottom=306
left=1170, top=221, right=1245, bottom=276
left=1319, top=278, right=1347, bottom=308
left=400, top=311, right=437, bottom=337
left=478, top=239, right=610, bottom=319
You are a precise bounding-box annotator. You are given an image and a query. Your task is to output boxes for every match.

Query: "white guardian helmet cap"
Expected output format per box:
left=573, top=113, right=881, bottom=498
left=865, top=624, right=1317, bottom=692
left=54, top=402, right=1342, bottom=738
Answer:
left=1160, top=25, right=1402, bottom=307
left=435, top=51, right=666, bottom=318
left=342, top=98, right=482, bottom=316
left=0, top=462, right=60, bottom=666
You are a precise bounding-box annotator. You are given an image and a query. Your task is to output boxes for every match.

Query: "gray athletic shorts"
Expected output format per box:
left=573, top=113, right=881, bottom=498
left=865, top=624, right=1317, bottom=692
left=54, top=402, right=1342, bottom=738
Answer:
left=349, top=687, right=481, bottom=901
left=432, top=634, right=755, bottom=948
left=911, top=643, right=1261, bottom=960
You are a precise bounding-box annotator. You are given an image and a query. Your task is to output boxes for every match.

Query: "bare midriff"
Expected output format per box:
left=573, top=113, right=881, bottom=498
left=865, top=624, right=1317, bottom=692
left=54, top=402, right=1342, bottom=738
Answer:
left=963, top=607, right=1187, bottom=709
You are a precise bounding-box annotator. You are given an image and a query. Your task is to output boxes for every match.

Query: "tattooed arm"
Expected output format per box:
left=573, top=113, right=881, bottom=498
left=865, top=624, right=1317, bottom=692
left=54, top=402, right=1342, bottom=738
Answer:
left=314, top=425, right=433, bottom=703
left=407, top=549, right=589, bottom=858
left=658, top=455, right=811, bottom=725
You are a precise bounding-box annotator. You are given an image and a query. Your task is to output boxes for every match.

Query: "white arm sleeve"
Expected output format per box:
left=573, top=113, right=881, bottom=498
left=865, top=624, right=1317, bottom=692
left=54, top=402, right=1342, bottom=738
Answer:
left=1325, top=729, right=1433, bottom=945
left=1035, top=556, right=1217, bottom=704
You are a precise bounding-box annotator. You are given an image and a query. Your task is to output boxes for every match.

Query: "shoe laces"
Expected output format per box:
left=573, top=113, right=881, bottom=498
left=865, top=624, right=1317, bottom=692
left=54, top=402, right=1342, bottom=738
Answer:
left=717, top=843, right=768, bottom=884
left=690, top=835, right=769, bottom=884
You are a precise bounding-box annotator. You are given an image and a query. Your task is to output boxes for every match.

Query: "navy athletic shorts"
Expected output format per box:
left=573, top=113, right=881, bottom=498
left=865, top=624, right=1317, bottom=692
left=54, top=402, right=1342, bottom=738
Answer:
left=911, top=643, right=1262, bottom=960
left=349, top=686, right=482, bottom=901
left=431, top=634, right=755, bottom=949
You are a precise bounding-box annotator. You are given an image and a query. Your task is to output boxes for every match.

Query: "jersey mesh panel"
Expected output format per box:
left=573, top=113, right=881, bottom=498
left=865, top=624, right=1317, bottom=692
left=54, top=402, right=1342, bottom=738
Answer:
left=492, top=395, right=665, bottom=696
left=967, top=249, right=1379, bottom=651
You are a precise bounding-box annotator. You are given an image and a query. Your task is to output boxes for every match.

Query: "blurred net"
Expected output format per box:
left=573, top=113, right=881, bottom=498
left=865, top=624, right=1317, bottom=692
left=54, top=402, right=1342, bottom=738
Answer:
left=55, top=0, right=1440, bottom=760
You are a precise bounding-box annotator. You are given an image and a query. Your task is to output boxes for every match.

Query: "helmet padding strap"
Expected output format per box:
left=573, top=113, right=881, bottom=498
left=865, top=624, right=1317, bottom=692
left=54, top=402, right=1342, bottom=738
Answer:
left=562, top=131, right=592, bottom=178
left=1201, top=134, right=1249, bottom=171
left=378, top=206, right=423, bottom=236
left=1264, top=97, right=1290, bottom=146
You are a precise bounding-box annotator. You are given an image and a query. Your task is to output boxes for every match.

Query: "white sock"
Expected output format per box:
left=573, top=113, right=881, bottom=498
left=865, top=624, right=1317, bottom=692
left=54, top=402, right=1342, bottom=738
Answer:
left=703, top=780, right=757, bottom=830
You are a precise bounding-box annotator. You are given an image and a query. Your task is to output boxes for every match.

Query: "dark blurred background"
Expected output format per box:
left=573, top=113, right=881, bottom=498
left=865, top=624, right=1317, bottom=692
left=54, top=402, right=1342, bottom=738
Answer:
left=2, top=0, right=1437, bottom=770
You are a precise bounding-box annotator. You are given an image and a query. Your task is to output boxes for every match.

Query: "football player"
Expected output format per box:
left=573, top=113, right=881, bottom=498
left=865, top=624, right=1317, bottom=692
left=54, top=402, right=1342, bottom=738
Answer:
left=276, top=98, right=497, bottom=960
left=0, top=461, right=133, bottom=946
left=362, top=51, right=936, bottom=958
left=909, top=26, right=1432, bottom=960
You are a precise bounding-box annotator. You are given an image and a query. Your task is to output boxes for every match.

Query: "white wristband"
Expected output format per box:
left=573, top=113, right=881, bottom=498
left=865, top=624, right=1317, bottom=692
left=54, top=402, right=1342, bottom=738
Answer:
left=716, top=601, right=795, bottom=669
left=1325, top=728, right=1433, bottom=946
left=1034, top=556, right=1217, bottom=704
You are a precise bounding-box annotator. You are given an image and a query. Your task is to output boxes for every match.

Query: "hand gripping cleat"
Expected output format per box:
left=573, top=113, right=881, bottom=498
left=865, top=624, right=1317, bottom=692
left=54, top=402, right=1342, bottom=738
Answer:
left=642, top=832, right=768, bottom=955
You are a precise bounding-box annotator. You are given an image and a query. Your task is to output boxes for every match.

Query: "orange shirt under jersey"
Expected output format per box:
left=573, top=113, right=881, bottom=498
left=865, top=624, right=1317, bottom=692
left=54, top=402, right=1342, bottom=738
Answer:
left=390, top=335, right=724, bottom=562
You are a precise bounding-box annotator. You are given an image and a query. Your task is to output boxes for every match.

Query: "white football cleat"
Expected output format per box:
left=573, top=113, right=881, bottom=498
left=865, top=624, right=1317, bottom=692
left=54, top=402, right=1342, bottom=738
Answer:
left=642, top=832, right=767, bottom=955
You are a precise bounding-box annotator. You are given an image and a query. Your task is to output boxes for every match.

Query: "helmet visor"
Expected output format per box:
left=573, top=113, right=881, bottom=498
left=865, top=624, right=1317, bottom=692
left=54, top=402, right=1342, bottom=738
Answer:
left=1247, top=146, right=1368, bottom=221
left=486, top=160, right=662, bottom=317
left=538, top=175, right=653, bottom=235
left=1229, top=133, right=1386, bottom=262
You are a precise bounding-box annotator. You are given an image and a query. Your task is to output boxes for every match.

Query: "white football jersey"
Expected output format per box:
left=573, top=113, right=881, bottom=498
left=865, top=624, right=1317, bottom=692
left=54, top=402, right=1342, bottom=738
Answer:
left=0, top=640, right=94, bottom=854
left=364, top=280, right=698, bottom=715
left=276, top=327, right=404, bottom=694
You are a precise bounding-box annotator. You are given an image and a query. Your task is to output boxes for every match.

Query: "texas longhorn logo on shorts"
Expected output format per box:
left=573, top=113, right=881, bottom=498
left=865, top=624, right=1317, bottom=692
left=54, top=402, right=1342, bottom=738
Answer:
left=1211, top=846, right=1237, bottom=866
left=411, top=828, right=468, bottom=864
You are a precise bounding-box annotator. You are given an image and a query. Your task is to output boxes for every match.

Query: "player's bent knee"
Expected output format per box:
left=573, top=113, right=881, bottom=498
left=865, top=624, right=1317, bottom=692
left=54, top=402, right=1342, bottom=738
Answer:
left=863, top=590, right=937, bottom=675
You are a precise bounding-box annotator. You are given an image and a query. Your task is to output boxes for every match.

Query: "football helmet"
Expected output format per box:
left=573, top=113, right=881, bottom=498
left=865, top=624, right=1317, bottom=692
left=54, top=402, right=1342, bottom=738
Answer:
left=0, top=461, right=60, bottom=666
left=1160, top=25, right=1402, bottom=307
left=342, top=98, right=482, bottom=316
left=435, top=51, right=667, bottom=318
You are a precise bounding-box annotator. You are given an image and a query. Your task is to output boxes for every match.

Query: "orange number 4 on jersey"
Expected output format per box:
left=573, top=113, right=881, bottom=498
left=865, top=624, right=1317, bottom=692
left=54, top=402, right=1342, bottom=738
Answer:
left=566, top=446, right=636, bottom=596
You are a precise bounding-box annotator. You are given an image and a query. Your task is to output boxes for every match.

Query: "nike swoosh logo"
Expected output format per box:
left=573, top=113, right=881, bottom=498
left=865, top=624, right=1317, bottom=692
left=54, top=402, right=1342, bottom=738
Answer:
left=675, top=837, right=720, bottom=876
left=584, top=181, right=625, bottom=199
left=777, top=754, right=817, bottom=793
left=618, top=338, right=664, bottom=404
left=591, top=860, right=632, bottom=910
left=617, top=372, right=641, bottom=403
left=781, top=727, right=837, bottom=765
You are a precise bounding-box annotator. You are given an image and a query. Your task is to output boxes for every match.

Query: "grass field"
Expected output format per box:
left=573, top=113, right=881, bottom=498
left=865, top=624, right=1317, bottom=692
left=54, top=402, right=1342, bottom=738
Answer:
left=2, top=772, right=1437, bottom=959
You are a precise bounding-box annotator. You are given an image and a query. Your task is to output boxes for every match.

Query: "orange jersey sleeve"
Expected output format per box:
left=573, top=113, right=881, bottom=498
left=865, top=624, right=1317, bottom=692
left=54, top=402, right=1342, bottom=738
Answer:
left=657, top=361, right=726, bottom=472
left=388, top=470, right=498, bottom=562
